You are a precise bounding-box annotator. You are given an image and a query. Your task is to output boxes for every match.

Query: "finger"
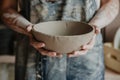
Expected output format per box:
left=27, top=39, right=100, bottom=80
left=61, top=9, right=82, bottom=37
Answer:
left=68, top=50, right=88, bottom=57
left=38, top=49, right=57, bottom=57
left=90, top=24, right=100, bottom=34
left=30, top=40, right=45, bottom=49
left=81, top=35, right=96, bottom=50
left=95, top=27, right=100, bottom=34
left=31, top=42, right=45, bottom=49
left=26, top=24, right=33, bottom=32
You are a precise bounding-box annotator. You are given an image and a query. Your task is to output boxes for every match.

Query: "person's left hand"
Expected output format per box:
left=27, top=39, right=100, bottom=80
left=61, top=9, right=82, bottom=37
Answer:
left=67, top=25, right=100, bottom=57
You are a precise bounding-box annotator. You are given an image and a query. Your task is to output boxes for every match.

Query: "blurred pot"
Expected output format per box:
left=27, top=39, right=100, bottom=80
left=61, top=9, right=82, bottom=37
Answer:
left=104, top=43, right=120, bottom=73
left=114, top=28, right=120, bottom=50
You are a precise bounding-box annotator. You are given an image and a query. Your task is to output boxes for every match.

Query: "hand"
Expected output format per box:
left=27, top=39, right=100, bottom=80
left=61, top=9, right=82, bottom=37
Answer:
left=27, top=25, right=62, bottom=57
left=67, top=25, right=100, bottom=57
left=2, top=9, right=61, bottom=57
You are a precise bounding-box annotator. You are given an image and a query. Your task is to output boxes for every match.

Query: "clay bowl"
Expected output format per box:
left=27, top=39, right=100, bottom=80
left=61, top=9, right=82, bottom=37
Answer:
left=32, top=21, right=94, bottom=53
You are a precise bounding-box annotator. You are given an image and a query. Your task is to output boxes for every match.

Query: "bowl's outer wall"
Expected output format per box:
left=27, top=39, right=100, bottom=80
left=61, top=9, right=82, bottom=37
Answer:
left=32, top=21, right=94, bottom=53
left=33, top=31, right=94, bottom=53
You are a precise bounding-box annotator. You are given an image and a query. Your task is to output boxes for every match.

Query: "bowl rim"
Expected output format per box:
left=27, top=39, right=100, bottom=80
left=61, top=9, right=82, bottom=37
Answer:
left=32, top=21, right=95, bottom=37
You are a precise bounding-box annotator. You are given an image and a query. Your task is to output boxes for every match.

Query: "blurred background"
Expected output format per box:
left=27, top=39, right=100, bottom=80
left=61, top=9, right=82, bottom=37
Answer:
left=0, top=1, right=120, bottom=80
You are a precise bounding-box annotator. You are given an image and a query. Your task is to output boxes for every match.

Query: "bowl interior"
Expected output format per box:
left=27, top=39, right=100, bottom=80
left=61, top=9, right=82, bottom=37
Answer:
left=33, top=21, right=93, bottom=36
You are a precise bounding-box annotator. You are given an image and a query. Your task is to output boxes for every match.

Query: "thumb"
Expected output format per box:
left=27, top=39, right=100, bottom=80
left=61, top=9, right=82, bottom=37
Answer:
left=26, top=24, right=33, bottom=32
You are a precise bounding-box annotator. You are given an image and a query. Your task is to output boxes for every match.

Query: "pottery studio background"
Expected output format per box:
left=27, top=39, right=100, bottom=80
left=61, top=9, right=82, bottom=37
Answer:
left=0, top=1, right=120, bottom=80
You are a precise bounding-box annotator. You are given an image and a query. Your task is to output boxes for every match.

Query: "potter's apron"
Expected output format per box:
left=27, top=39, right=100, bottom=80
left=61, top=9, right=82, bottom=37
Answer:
left=17, top=0, right=104, bottom=80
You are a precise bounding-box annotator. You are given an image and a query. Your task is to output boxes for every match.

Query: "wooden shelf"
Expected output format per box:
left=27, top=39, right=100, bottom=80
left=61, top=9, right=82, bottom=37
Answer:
left=0, top=55, right=15, bottom=64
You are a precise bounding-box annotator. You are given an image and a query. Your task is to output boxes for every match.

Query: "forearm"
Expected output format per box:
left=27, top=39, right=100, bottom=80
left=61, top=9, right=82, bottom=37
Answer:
left=1, top=8, right=32, bottom=30
left=89, top=0, right=119, bottom=29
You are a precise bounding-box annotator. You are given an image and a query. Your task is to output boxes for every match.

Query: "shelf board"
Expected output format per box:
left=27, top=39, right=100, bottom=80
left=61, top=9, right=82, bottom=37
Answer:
left=0, top=55, right=15, bottom=64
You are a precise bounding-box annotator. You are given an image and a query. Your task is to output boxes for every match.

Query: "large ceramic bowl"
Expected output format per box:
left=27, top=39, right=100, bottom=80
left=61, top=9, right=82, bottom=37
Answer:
left=32, top=21, right=94, bottom=53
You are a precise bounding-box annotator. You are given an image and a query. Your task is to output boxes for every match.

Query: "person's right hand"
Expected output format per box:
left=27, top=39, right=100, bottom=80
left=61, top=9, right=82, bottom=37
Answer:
left=3, top=17, right=60, bottom=57
left=27, top=25, right=62, bottom=57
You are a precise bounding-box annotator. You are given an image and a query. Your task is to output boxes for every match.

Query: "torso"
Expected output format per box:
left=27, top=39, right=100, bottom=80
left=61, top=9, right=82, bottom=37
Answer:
left=17, top=1, right=103, bottom=80
left=30, top=0, right=101, bottom=23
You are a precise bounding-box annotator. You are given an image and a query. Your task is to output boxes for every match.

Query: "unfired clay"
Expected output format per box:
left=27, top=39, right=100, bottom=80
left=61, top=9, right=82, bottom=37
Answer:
left=32, top=21, right=94, bottom=53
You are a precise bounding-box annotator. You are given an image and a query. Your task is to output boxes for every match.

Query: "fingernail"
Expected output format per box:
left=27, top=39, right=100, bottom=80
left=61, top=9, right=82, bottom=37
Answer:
left=52, top=52, right=56, bottom=56
left=27, top=26, right=32, bottom=32
left=82, top=46, right=86, bottom=49
left=83, top=46, right=86, bottom=49
left=41, top=43, right=45, bottom=47
left=74, top=51, right=78, bottom=54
